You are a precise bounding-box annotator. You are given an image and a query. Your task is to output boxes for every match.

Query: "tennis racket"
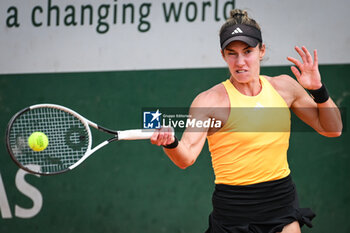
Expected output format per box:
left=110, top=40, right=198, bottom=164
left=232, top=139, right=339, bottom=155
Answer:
left=5, top=103, right=157, bottom=175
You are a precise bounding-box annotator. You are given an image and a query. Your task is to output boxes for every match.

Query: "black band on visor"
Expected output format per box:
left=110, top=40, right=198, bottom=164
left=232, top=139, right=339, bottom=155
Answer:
left=220, top=24, right=262, bottom=50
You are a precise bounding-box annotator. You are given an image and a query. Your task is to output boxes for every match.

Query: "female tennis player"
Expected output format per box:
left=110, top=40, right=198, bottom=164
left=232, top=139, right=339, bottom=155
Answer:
left=151, top=9, right=342, bottom=233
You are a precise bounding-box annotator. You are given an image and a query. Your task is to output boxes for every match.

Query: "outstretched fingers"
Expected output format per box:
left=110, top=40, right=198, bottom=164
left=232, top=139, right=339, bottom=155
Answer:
left=301, top=46, right=313, bottom=64
left=287, top=56, right=303, bottom=69
left=295, top=46, right=308, bottom=64
left=290, top=66, right=301, bottom=80
left=313, top=49, right=318, bottom=68
left=287, top=46, right=317, bottom=73
left=287, top=46, right=322, bottom=89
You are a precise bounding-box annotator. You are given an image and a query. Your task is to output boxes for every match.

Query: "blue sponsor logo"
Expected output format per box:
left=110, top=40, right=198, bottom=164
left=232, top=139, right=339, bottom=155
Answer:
left=143, top=109, right=162, bottom=129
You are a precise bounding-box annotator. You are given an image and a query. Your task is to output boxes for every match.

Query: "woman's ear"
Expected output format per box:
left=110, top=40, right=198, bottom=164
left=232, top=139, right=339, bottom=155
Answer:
left=259, top=44, right=266, bottom=60
left=221, top=49, right=226, bottom=61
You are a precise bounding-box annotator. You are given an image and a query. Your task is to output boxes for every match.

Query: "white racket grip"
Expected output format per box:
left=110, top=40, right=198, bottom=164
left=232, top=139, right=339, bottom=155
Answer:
left=117, top=129, right=155, bottom=140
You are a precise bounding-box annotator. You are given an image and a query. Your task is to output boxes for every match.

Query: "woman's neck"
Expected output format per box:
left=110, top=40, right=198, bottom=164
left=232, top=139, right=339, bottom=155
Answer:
left=230, top=76, right=262, bottom=96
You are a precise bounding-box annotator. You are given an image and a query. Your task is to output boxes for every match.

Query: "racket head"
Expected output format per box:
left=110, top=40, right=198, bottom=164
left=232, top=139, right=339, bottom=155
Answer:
left=5, top=104, right=92, bottom=175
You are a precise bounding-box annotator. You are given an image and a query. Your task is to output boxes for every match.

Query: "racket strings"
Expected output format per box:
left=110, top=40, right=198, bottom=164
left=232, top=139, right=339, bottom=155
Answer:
left=8, top=107, right=90, bottom=174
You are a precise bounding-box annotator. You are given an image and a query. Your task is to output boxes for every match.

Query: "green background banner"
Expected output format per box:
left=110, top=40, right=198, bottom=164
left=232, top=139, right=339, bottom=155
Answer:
left=0, top=65, right=349, bottom=232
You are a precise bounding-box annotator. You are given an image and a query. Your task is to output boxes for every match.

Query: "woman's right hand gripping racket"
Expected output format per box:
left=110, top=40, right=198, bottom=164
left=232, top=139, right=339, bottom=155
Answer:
left=5, top=104, right=160, bottom=175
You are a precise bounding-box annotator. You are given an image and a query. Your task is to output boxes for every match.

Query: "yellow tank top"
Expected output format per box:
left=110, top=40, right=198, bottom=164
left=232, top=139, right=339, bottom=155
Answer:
left=207, top=76, right=291, bottom=185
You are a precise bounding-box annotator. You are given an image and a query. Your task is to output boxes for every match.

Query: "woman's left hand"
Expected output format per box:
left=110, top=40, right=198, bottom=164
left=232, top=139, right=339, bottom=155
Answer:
left=287, top=46, right=322, bottom=90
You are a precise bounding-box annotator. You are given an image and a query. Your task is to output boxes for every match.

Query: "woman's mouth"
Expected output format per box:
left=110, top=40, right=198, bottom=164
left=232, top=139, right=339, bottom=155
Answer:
left=236, top=69, right=247, bottom=73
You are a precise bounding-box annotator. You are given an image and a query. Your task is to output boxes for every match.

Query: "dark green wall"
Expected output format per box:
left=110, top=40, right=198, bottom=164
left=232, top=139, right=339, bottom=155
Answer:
left=0, top=65, right=349, bottom=232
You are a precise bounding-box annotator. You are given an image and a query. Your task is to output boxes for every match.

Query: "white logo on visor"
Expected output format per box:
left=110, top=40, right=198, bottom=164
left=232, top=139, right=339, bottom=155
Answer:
left=231, top=28, right=243, bottom=35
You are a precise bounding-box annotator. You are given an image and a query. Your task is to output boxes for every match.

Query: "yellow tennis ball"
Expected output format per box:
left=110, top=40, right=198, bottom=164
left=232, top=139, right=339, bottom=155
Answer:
left=28, top=132, right=49, bottom=152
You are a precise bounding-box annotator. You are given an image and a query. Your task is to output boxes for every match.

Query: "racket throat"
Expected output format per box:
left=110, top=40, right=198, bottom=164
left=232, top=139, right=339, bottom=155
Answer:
left=108, top=135, right=119, bottom=143
left=97, top=125, right=119, bottom=134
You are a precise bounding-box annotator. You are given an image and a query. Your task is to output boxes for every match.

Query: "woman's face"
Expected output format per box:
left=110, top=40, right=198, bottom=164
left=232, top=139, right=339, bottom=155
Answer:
left=222, top=41, right=265, bottom=84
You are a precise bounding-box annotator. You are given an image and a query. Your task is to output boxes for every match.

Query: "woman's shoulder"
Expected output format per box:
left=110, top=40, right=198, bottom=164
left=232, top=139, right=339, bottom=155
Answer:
left=191, top=82, right=229, bottom=108
left=263, top=74, right=299, bottom=91
left=262, top=75, right=301, bottom=107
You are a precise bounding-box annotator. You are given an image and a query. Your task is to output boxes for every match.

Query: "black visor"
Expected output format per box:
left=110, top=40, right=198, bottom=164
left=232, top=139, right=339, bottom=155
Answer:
left=220, top=24, right=262, bottom=50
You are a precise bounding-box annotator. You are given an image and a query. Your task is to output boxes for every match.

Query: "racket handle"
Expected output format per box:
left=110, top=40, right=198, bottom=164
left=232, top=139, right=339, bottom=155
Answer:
left=118, top=129, right=155, bottom=140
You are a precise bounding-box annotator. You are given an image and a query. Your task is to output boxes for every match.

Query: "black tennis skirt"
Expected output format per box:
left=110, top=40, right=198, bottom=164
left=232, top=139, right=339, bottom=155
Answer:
left=205, top=175, right=315, bottom=233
